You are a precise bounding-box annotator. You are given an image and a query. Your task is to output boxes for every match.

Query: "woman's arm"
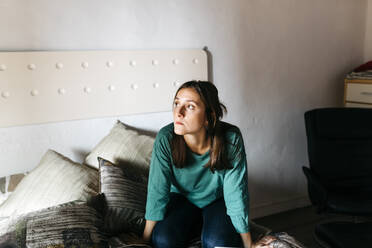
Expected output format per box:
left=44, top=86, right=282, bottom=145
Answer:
left=142, top=220, right=157, bottom=243
left=143, top=131, right=173, bottom=243
left=144, top=133, right=172, bottom=225
left=223, top=130, right=250, bottom=234
left=240, top=232, right=253, bottom=248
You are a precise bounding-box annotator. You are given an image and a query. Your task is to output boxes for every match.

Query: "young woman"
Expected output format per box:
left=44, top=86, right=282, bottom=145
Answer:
left=142, top=81, right=268, bottom=248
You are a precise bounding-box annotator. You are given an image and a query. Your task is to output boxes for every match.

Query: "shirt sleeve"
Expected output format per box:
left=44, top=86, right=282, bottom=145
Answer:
left=144, top=132, right=172, bottom=221
left=223, top=130, right=250, bottom=233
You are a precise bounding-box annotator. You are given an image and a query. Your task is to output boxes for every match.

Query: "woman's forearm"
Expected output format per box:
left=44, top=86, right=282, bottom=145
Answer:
left=142, top=220, right=157, bottom=242
left=240, top=232, right=253, bottom=248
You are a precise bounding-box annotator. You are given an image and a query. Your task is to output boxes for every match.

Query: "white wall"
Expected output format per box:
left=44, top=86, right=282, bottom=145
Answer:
left=0, top=0, right=367, bottom=218
left=365, top=0, right=372, bottom=60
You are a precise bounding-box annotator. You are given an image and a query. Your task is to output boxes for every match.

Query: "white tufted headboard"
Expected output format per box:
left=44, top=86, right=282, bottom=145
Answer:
left=0, top=49, right=208, bottom=128
left=0, top=49, right=208, bottom=177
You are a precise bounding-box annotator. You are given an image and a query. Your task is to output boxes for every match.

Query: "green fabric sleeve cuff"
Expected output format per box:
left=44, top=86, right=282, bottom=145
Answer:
left=230, top=215, right=250, bottom=233
left=144, top=211, right=165, bottom=221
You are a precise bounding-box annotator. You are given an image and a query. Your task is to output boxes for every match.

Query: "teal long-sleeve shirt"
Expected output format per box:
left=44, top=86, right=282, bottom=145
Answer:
left=144, top=122, right=250, bottom=233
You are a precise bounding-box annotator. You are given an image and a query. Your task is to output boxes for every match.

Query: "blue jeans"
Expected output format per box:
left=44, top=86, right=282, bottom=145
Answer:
left=152, top=193, right=242, bottom=248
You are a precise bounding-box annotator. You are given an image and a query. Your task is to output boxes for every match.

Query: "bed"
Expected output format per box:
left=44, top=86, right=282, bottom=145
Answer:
left=0, top=49, right=304, bottom=248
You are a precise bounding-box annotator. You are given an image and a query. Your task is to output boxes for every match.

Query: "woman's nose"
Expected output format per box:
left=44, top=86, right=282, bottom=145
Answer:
left=176, top=106, right=185, bottom=117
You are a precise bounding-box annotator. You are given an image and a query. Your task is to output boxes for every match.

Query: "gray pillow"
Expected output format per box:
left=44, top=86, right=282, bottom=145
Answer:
left=98, top=157, right=148, bottom=237
left=0, top=195, right=108, bottom=248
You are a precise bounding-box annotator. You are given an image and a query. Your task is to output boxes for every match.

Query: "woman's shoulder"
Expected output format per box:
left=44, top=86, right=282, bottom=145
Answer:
left=151, top=123, right=174, bottom=155
left=220, top=121, right=242, bottom=141
left=158, top=122, right=174, bottom=137
left=155, top=123, right=174, bottom=144
left=220, top=122, right=246, bottom=159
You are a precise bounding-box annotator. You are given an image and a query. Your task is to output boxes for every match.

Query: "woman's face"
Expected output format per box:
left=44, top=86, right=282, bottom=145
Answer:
left=173, top=88, right=207, bottom=136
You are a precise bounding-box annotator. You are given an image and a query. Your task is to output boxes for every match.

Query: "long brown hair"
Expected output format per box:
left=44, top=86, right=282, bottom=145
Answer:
left=171, top=80, right=232, bottom=172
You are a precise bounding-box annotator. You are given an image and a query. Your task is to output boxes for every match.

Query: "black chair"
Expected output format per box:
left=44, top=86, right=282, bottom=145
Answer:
left=303, top=108, right=372, bottom=248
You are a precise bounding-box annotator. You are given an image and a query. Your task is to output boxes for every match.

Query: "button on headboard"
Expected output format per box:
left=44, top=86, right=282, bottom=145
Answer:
left=0, top=49, right=208, bottom=128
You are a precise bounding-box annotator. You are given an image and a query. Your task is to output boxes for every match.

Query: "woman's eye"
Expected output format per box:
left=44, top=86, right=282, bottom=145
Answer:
left=187, top=105, right=195, bottom=110
left=173, top=102, right=179, bottom=107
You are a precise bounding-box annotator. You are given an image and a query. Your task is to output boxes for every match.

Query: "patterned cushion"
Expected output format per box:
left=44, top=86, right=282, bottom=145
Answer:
left=85, top=120, right=155, bottom=170
left=98, top=157, right=148, bottom=237
left=0, top=149, right=99, bottom=217
left=0, top=195, right=108, bottom=248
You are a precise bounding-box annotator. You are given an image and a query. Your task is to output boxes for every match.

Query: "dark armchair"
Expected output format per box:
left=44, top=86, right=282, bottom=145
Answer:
left=303, top=108, right=372, bottom=248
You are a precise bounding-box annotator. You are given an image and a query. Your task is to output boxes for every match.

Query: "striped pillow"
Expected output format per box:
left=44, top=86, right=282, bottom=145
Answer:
left=98, top=157, right=148, bottom=236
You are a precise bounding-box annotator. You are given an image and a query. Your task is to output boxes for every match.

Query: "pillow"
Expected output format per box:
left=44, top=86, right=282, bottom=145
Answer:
left=98, top=157, right=148, bottom=236
left=0, top=195, right=108, bottom=248
left=85, top=120, right=155, bottom=170
left=0, top=149, right=99, bottom=218
left=0, top=172, right=28, bottom=206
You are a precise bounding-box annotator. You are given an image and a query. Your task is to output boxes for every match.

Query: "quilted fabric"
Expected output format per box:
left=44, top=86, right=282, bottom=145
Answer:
left=0, top=197, right=108, bottom=248
left=265, top=232, right=306, bottom=248
left=107, top=232, right=201, bottom=248
left=106, top=221, right=272, bottom=248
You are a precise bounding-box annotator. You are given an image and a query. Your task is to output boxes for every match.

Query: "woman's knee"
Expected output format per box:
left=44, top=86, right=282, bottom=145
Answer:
left=152, top=234, right=176, bottom=248
left=202, top=232, right=242, bottom=248
left=152, top=226, right=186, bottom=248
left=202, top=233, right=219, bottom=248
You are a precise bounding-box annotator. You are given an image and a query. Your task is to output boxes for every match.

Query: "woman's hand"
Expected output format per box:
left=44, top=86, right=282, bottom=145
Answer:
left=251, top=235, right=277, bottom=248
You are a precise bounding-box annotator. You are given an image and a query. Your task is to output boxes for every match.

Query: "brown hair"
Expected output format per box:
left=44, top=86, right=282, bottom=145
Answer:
left=171, top=80, right=232, bottom=172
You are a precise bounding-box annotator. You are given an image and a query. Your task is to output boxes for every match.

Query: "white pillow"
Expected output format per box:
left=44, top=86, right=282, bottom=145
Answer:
left=0, top=149, right=98, bottom=217
left=84, top=120, right=155, bottom=170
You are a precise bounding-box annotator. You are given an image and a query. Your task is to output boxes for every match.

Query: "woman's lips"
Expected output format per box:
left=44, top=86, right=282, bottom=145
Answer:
left=175, top=122, right=184, bottom=125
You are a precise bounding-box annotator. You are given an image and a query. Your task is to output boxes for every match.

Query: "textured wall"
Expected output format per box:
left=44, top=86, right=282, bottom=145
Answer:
left=0, top=0, right=367, bottom=218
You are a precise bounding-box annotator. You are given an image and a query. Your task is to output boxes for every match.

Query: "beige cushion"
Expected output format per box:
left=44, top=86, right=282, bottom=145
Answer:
left=0, top=149, right=98, bottom=217
left=84, top=120, right=155, bottom=170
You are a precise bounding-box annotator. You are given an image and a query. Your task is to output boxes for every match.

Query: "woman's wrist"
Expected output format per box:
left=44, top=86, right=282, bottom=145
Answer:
left=239, top=232, right=253, bottom=248
left=142, top=230, right=152, bottom=243
left=142, top=220, right=157, bottom=243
